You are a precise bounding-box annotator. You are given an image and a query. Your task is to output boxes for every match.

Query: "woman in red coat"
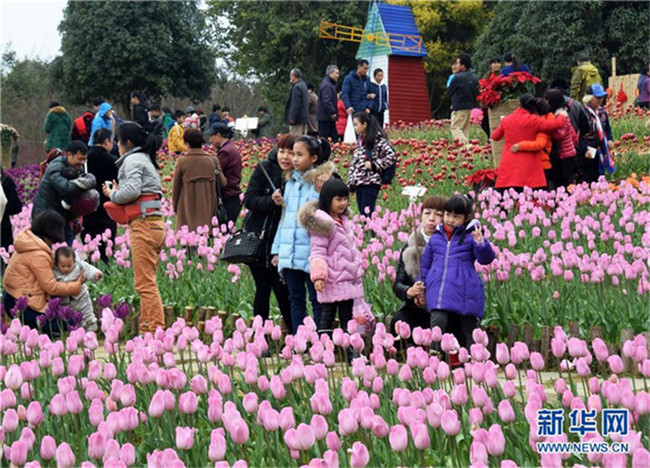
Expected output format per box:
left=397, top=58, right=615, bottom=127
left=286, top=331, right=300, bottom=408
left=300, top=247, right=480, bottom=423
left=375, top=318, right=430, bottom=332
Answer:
left=492, top=94, right=563, bottom=190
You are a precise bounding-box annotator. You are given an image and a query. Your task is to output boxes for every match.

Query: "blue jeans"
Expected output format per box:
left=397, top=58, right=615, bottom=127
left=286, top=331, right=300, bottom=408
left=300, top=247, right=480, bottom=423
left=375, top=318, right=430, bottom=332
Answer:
left=355, top=184, right=380, bottom=217
left=64, top=223, right=75, bottom=247
left=283, top=269, right=321, bottom=334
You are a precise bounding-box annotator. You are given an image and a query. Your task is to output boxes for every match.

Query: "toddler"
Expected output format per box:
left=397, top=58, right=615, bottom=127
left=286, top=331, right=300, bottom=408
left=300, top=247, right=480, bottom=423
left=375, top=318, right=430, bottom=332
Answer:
left=54, top=246, right=103, bottom=331
left=421, top=195, right=495, bottom=358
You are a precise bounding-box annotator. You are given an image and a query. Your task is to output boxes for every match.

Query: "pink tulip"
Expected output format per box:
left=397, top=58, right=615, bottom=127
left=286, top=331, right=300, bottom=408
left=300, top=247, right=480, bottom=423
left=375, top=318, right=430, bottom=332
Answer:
left=632, top=448, right=650, bottom=468
left=9, top=440, right=28, bottom=466
left=66, top=391, right=83, bottom=414
left=120, top=443, right=136, bottom=466
left=530, top=352, right=545, bottom=371
left=496, top=343, right=510, bottom=365
left=209, top=429, right=226, bottom=462
left=2, top=408, right=19, bottom=432
left=487, top=424, right=506, bottom=456
left=398, top=364, right=412, bottom=382
left=323, top=450, right=338, bottom=468
left=469, top=407, right=483, bottom=426
left=175, top=426, right=195, bottom=450
left=470, top=441, right=488, bottom=466
left=451, top=384, right=468, bottom=406
left=593, top=338, right=610, bottom=362
left=389, top=424, right=408, bottom=451
left=326, top=431, right=341, bottom=451
left=148, top=391, right=165, bottom=418
left=56, top=442, right=76, bottom=468
left=50, top=394, right=68, bottom=416
left=350, top=441, right=369, bottom=468
left=119, top=384, right=136, bottom=407
left=636, top=392, right=650, bottom=415
left=4, top=365, right=23, bottom=390
left=551, top=338, right=566, bottom=358
left=498, top=400, right=515, bottom=423
left=279, top=407, right=295, bottom=431
left=608, top=355, right=625, bottom=374
left=40, top=435, right=57, bottom=460
left=270, top=375, right=286, bottom=400
left=119, top=407, right=139, bottom=432
left=190, top=375, right=208, bottom=395
left=230, top=418, right=250, bottom=444
left=370, top=415, right=389, bottom=438
left=410, top=423, right=430, bottom=450
left=88, top=432, right=107, bottom=459
left=441, top=410, right=460, bottom=435
left=242, top=393, right=258, bottom=414
left=20, top=427, right=35, bottom=451
left=178, top=392, right=198, bottom=414
left=337, top=408, right=358, bottom=436
left=295, top=423, right=316, bottom=451
left=311, top=414, right=329, bottom=440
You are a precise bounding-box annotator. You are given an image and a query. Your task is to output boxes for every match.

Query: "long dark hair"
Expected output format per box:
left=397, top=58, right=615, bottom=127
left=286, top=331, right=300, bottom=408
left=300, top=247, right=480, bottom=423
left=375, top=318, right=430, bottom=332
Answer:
left=544, top=89, right=567, bottom=113
left=116, top=121, right=161, bottom=169
left=352, top=111, right=385, bottom=150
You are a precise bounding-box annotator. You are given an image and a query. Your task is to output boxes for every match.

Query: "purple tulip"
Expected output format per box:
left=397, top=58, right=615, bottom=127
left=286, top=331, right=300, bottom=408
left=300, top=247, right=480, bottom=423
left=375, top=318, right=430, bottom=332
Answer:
left=98, top=294, right=112, bottom=308
left=114, top=303, right=131, bottom=319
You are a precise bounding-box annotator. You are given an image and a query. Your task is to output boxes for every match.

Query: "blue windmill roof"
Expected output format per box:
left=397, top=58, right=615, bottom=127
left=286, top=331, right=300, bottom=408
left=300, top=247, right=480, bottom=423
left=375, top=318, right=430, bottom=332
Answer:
left=376, top=3, right=427, bottom=57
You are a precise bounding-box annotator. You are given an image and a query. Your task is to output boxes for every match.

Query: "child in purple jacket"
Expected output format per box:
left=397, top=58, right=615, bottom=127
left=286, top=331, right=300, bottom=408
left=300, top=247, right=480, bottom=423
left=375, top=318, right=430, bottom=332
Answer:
left=298, top=178, right=365, bottom=335
left=421, top=195, right=495, bottom=354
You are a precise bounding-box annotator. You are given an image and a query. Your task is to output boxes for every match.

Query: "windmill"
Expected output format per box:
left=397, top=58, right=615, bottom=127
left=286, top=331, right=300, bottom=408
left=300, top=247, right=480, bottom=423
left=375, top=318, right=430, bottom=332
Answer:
left=319, top=1, right=431, bottom=125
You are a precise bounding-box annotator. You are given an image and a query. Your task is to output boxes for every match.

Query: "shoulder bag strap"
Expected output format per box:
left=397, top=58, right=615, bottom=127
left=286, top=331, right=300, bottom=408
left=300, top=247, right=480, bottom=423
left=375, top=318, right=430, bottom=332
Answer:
left=210, top=156, right=224, bottom=205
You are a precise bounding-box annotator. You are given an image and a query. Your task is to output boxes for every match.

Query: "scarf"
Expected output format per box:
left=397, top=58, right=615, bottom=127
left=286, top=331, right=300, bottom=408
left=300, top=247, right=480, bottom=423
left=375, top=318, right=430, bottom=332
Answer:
left=585, top=105, right=616, bottom=175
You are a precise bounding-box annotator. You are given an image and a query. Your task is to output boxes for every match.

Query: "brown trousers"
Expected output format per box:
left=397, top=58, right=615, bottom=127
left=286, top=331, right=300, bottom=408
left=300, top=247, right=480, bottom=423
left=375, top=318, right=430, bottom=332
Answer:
left=450, top=109, right=471, bottom=143
left=129, top=217, right=166, bottom=334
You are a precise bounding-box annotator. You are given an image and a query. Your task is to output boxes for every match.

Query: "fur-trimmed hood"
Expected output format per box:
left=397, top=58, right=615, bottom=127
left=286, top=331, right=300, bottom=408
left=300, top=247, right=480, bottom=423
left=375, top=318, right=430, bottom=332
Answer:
left=298, top=200, right=351, bottom=237
left=283, top=161, right=336, bottom=184
left=402, top=228, right=429, bottom=279
left=48, top=106, right=67, bottom=114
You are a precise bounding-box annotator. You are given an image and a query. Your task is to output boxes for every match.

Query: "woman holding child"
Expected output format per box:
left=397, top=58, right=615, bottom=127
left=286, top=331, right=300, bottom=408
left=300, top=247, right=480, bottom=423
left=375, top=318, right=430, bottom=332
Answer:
left=2, top=210, right=85, bottom=336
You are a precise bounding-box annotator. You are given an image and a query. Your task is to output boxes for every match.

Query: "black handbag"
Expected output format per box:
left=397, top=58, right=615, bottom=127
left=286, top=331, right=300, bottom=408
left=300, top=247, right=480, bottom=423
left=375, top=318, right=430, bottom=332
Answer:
left=210, top=157, right=229, bottom=225
left=220, top=212, right=270, bottom=265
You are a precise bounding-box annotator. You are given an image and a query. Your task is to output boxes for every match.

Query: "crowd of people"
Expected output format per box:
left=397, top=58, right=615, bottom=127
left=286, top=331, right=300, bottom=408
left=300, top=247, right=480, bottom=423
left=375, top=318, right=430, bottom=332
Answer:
left=447, top=51, right=626, bottom=190
left=3, top=88, right=497, bottom=360
left=2, top=52, right=647, bottom=355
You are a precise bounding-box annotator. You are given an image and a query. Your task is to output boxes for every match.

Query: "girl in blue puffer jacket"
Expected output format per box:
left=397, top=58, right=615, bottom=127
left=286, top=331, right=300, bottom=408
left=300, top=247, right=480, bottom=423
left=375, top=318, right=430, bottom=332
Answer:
left=421, top=195, right=495, bottom=352
left=271, top=136, right=335, bottom=334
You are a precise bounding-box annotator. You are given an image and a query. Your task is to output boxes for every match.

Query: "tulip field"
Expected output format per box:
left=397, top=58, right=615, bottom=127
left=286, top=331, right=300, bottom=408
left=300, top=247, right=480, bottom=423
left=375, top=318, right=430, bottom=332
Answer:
left=1, top=304, right=650, bottom=467
left=1, top=110, right=649, bottom=466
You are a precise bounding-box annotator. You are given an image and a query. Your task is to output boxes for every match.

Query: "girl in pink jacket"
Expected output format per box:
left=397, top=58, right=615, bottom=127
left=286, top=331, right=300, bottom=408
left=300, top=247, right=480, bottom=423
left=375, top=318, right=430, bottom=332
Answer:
left=298, top=178, right=365, bottom=335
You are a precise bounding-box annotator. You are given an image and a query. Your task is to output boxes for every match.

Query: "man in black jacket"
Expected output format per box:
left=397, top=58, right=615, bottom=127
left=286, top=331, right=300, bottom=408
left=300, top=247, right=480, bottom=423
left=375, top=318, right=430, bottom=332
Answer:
left=448, top=53, right=478, bottom=144
left=317, top=65, right=340, bottom=141
left=130, top=90, right=150, bottom=131
left=285, top=68, right=309, bottom=135
left=32, top=141, right=88, bottom=246
left=83, top=128, right=118, bottom=263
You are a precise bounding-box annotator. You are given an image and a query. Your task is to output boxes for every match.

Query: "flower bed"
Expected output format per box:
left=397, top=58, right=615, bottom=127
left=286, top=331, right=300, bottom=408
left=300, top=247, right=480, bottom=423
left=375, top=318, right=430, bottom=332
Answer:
left=1, top=308, right=649, bottom=467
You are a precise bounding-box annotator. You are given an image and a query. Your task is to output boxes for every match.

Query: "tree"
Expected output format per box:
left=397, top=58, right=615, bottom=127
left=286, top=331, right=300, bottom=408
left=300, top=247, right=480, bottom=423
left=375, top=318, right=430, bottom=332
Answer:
left=473, top=1, right=650, bottom=87
left=206, top=0, right=369, bottom=121
left=58, top=1, right=216, bottom=108
left=389, top=1, right=492, bottom=116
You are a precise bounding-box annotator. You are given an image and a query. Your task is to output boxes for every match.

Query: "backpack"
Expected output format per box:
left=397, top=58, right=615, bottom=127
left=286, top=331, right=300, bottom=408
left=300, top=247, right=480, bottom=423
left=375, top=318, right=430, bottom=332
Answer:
left=71, top=111, right=94, bottom=143
left=39, top=149, right=64, bottom=183
left=364, top=145, right=397, bottom=185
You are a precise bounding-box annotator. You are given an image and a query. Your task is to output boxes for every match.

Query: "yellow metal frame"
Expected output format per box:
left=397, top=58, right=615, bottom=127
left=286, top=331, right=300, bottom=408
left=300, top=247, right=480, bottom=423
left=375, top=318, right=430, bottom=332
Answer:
left=319, top=19, right=423, bottom=54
